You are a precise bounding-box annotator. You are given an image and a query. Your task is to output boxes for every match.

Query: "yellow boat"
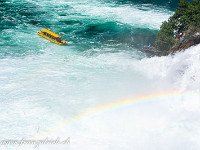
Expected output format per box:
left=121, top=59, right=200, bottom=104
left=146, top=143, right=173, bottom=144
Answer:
left=37, top=29, right=67, bottom=45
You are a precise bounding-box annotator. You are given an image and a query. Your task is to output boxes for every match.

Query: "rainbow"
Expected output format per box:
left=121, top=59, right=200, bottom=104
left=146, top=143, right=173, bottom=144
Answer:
left=34, top=90, right=199, bottom=139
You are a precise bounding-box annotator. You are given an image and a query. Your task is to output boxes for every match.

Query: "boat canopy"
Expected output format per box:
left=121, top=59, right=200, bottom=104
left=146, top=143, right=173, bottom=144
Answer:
left=41, top=29, right=61, bottom=38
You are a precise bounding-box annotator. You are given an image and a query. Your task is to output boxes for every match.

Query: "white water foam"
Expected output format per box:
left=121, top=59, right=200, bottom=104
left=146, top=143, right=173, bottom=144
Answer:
left=70, top=1, right=172, bottom=29
left=25, top=0, right=172, bottom=29
left=39, top=44, right=200, bottom=150
left=1, top=41, right=199, bottom=150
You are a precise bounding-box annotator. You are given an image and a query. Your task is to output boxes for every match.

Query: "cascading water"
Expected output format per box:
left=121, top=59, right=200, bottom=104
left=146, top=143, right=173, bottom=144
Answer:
left=0, top=0, right=200, bottom=150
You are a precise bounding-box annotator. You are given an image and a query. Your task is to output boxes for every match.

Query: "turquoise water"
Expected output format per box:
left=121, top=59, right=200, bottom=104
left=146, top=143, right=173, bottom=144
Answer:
left=1, top=0, right=200, bottom=150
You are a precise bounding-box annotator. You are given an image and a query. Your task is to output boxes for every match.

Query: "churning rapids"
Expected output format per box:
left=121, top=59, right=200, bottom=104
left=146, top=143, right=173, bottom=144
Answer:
left=0, top=0, right=200, bottom=150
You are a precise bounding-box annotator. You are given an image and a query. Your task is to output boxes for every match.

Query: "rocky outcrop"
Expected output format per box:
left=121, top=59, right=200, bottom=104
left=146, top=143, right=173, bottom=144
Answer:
left=143, top=32, right=200, bottom=56
left=160, top=32, right=200, bottom=56
left=142, top=45, right=161, bottom=54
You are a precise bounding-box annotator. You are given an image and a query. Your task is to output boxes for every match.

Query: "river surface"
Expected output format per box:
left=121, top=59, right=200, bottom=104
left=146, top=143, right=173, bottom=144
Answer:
left=0, top=0, right=200, bottom=150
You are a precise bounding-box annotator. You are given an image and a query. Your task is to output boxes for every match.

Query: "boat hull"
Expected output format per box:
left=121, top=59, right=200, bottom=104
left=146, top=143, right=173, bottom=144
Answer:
left=37, top=31, right=65, bottom=45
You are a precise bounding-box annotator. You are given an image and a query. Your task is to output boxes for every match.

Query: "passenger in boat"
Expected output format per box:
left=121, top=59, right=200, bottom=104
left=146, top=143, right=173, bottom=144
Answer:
left=56, top=37, right=62, bottom=43
left=148, top=43, right=151, bottom=48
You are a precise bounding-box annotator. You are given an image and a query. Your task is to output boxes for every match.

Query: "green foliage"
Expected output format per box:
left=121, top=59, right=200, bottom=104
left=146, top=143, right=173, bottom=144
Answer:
left=155, top=21, right=177, bottom=51
left=155, top=0, right=200, bottom=51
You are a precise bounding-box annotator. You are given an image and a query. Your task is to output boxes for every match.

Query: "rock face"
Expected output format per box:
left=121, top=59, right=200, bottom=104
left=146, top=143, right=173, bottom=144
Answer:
left=142, top=45, right=161, bottom=54
left=143, top=32, right=200, bottom=56
left=165, top=33, right=200, bottom=55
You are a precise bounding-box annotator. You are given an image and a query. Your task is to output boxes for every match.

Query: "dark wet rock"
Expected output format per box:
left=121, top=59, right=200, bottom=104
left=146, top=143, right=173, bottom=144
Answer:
left=167, top=33, right=200, bottom=55
left=143, top=45, right=161, bottom=54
